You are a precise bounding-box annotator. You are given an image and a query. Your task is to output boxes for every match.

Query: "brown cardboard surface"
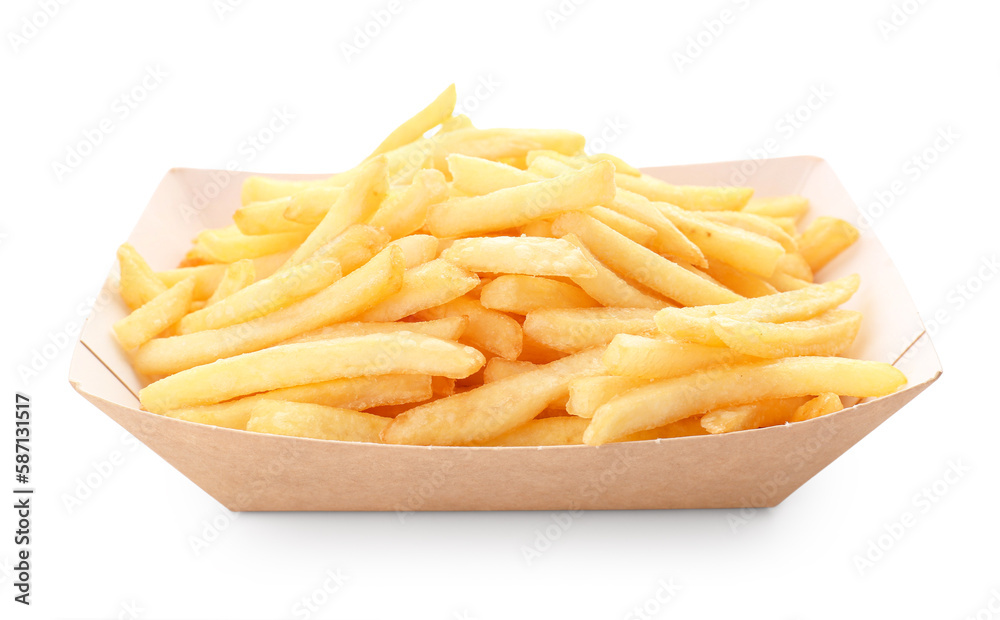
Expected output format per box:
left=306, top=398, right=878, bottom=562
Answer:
left=70, top=156, right=942, bottom=511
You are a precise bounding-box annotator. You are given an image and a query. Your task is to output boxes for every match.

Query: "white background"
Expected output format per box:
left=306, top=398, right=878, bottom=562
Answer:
left=3, top=0, right=999, bottom=618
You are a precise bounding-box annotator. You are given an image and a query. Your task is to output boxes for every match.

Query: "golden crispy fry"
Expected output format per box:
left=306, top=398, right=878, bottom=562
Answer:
left=711, top=309, right=862, bottom=358
left=524, top=307, right=658, bottom=353
left=551, top=213, right=742, bottom=306
left=140, top=330, right=485, bottom=412
left=204, top=259, right=256, bottom=306
left=368, top=84, right=457, bottom=158
left=113, top=277, right=195, bottom=350
left=477, top=416, right=589, bottom=446
left=284, top=317, right=468, bottom=345
left=426, top=161, right=614, bottom=237
left=702, top=260, right=778, bottom=298
left=653, top=274, right=860, bottom=346
left=359, top=259, right=479, bottom=322
left=310, top=224, right=390, bottom=275
left=559, top=234, right=669, bottom=309
left=566, top=375, right=649, bottom=418
left=196, top=226, right=308, bottom=263
left=414, top=296, right=523, bottom=360
left=441, top=236, right=598, bottom=278
left=615, top=173, right=753, bottom=211
left=584, top=356, right=906, bottom=445
left=382, top=348, right=604, bottom=445
left=602, top=333, right=752, bottom=379
left=742, top=195, right=810, bottom=220
left=700, top=397, right=811, bottom=434
left=386, top=234, right=439, bottom=268
left=282, top=186, right=345, bottom=226
left=134, top=246, right=405, bottom=376
left=117, top=243, right=167, bottom=309
left=247, top=400, right=390, bottom=443
left=177, top=250, right=342, bottom=334
left=790, top=392, right=844, bottom=423
left=162, top=375, right=433, bottom=429
left=799, top=216, right=861, bottom=272
left=284, top=157, right=388, bottom=268
left=479, top=275, right=597, bottom=314
left=367, top=169, right=448, bottom=240
left=233, top=197, right=311, bottom=235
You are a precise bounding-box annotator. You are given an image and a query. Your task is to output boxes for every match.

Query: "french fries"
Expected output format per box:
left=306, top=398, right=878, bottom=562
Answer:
left=110, top=84, right=903, bottom=450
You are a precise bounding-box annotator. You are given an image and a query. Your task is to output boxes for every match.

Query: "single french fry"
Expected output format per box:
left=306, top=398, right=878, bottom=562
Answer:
left=367, top=169, right=448, bottom=240
left=162, top=374, right=433, bottom=430
left=284, top=317, right=468, bottom=345
left=177, top=249, right=342, bottom=334
left=653, top=275, right=860, bottom=346
left=233, top=197, right=311, bottom=235
left=113, top=277, right=195, bottom=350
left=477, top=416, right=589, bottom=446
left=566, top=375, right=649, bottom=418
left=140, top=330, right=485, bottom=412
left=359, top=259, right=479, bottom=322
left=774, top=252, right=814, bottom=282
left=368, top=84, right=457, bottom=158
left=247, top=400, right=390, bottom=443
left=702, top=260, right=779, bottom=298
left=742, top=195, right=810, bottom=220
left=117, top=243, right=167, bottom=309
left=790, top=392, right=844, bottom=423
left=134, top=246, right=405, bottom=376
left=281, top=186, right=345, bottom=226
left=710, top=309, right=862, bottom=358
left=204, top=259, right=256, bottom=306
left=602, top=333, right=752, bottom=380
left=157, top=252, right=291, bottom=300
left=559, top=234, right=669, bottom=309
left=588, top=206, right=657, bottom=246
left=697, top=210, right=798, bottom=252
left=700, top=397, right=811, bottom=434
left=196, top=226, right=309, bottom=263
left=524, top=307, right=658, bottom=353
left=385, top=234, right=439, bottom=268
left=426, top=161, right=615, bottom=237
left=283, top=157, right=388, bottom=268
left=584, top=356, right=906, bottom=445
left=441, top=236, right=598, bottom=279
left=311, top=224, right=390, bottom=275
left=447, top=153, right=535, bottom=194
left=414, top=296, right=523, bottom=360
left=480, top=275, right=598, bottom=314
left=382, top=347, right=605, bottom=446
left=764, top=272, right=812, bottom=292
left=551, top=213, right=742, bottom=306
left=652, top=203, right=786, bottom=277
left=615, top=173, right=753, bottom=211
left=799, top=216, right=860, bottom=272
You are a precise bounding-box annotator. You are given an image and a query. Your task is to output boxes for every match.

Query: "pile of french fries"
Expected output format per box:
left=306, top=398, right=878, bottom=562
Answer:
left=112, top=84, right=906, bottom=447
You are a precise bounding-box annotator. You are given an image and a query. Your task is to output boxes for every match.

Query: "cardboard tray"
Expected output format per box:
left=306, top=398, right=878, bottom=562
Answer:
left=69, top=156, right=942, bottom=511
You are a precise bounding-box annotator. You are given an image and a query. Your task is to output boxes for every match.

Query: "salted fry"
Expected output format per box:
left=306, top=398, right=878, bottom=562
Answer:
left=551, top=212, right=742, bottom=306
left=602, top=333, right=752, bottom=380
left=204, top=259, right=256, bottom=306
left=117, top=243, right=167, bottom=309
left=700, top=397, right=810, bottom=434
left=414, top=296, right=523, bottom=360
left=653, top=275, right=860, bottom=346
left=441, top=236, right=598, bottom=278
left=584, top=356, right=906, bottom=445
left=113, top=277, right=195, bottom=350
left=247, top=400, right=390, bottom=443
left=710, top=309, right=862, bottom=358
left=790, top=392, right=844, bottom=423
left=368, top=84, right=457, bottom=158
left=799, top=216, right=861, bottom=272
left=382, top=348, right=604, bottom=445
left=140, top=330, right=485, bottom=412
left=479, top=275, right=597, bottom=314
left=359, top=259, right=479, bottom=322
left=134, top=246, right=405, bottom=376
left=524, top=307, right=658, bottom=353
left=426, top=161, right=614, bottom=236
